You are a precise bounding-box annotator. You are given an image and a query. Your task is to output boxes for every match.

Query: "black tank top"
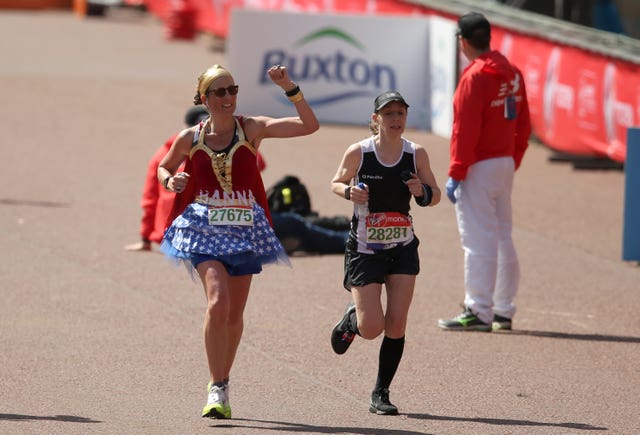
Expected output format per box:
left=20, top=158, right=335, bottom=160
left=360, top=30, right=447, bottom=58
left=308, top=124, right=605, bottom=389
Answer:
left=350, top=136, right=418, bottom=253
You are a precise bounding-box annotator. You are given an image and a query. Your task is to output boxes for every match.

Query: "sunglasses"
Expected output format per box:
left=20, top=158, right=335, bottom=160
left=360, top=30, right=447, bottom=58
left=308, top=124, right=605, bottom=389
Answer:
left=207, top=85, right=239, bottom=98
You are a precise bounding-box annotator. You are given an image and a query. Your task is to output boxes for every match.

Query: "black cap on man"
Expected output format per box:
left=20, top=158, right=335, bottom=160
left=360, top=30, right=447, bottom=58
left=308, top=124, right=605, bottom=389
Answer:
left=457, top=12, right=491, bottom=50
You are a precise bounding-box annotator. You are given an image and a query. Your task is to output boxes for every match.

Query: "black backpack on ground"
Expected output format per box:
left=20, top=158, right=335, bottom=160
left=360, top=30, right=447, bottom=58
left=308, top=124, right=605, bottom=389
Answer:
left=266, top=175, right=312, bottom=217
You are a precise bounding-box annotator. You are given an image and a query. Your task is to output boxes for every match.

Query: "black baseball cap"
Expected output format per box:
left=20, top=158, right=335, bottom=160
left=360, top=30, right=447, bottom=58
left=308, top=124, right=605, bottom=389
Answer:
left=457, top=12, right=491, bottom=39
left=374, top=91, right=409, bottom=112
left=184, top=106, right=209, bottom=126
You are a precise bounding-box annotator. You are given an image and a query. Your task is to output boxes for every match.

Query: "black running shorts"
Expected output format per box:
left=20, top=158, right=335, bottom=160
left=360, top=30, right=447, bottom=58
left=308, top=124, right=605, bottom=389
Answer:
left=343, top=236, right=420, bottom=291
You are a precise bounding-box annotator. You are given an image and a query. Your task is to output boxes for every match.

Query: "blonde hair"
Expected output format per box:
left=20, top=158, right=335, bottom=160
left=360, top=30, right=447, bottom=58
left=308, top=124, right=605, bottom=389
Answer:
left=193, top=64, right=233, bottom=105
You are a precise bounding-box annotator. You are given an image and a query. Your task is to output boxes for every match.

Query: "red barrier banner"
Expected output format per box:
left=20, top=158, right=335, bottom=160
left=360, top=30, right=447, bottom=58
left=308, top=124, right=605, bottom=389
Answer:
left=478, top=26, right=637, bottom=161
left=603, top=60, right=639, bottom=161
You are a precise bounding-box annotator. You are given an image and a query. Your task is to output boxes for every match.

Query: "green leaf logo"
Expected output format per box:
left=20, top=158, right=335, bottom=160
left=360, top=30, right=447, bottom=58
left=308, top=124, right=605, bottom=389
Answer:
left=294, top=27, right=365, bottom=51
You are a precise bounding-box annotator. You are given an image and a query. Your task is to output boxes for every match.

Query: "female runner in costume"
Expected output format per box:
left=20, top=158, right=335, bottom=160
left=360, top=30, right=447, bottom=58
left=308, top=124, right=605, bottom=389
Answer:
left=158, top=64, right=319, bottom=419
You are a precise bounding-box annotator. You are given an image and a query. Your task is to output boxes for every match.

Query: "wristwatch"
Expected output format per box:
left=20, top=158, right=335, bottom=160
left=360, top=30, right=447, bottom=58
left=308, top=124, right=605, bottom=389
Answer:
left=344, top=185, right=351, bottom=200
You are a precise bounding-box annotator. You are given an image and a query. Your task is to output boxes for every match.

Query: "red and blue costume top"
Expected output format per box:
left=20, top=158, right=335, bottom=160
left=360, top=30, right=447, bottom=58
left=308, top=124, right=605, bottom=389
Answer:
left=161, top=115, right=287, bottom=274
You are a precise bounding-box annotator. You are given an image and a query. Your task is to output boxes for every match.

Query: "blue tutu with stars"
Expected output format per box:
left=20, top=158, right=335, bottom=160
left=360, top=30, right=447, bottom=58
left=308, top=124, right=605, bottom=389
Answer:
left=160, top=201, right=289, bottom=276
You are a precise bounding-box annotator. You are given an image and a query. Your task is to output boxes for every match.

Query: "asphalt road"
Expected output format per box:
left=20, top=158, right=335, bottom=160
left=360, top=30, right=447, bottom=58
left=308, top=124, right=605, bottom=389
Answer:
left=1, top=8, right=639, bottom=435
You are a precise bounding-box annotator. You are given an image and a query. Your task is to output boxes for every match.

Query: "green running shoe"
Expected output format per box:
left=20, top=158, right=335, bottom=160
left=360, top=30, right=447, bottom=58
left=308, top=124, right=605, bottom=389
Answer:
left=202, top=382, right=231, bottom=419
left=438, top=308, right=491, bottom=332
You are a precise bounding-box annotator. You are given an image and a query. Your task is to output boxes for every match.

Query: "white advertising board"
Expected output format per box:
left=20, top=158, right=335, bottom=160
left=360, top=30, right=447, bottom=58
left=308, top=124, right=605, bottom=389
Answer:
left=228, top=8, right=431, bottom=130
left=428, top=15, right=457, bottom=139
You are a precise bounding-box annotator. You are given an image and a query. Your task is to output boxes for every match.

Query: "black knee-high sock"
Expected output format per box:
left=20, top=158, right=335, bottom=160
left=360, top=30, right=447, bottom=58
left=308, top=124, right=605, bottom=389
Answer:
left=374, top=336, right=405, bottom=390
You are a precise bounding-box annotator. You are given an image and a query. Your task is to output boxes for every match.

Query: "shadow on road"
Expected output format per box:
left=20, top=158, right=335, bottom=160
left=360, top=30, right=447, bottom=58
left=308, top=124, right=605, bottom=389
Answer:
left=499, top=329, right=640, bottom=343
left=0, top=198, right=71, bottom=208
left=0, top=413, right=101, bottom=424
left=406, top=413, right=606, bottom=431
left=211, top=418, right=432, bottom=434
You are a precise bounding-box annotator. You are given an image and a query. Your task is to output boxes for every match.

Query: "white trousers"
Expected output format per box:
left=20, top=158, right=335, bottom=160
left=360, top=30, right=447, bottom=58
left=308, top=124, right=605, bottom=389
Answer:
left=455, top=157, right=519, bottom=324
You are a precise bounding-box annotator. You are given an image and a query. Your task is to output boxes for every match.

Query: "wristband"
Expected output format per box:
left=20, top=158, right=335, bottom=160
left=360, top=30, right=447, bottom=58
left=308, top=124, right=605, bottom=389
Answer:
left=344, top=185, right=351, bottom=200
left=285, top=84, right=300, bottom=97
left=415, top=183, right=433, bottom=207
left=288, top=91, right=304, bottom=103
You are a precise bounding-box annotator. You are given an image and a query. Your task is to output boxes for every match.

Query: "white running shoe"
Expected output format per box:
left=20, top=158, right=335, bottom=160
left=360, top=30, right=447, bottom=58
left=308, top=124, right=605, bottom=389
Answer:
left=202, top=382, right=231, bottom=419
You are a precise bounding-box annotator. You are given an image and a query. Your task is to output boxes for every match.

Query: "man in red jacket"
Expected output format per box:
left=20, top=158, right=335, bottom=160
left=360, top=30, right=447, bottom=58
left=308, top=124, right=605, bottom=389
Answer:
left=438, top=12, right=531, bottom=332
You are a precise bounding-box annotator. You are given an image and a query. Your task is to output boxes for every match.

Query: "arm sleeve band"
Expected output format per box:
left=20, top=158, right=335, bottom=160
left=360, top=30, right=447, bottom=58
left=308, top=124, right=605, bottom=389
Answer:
left=415, top=184, right=433, bottom=207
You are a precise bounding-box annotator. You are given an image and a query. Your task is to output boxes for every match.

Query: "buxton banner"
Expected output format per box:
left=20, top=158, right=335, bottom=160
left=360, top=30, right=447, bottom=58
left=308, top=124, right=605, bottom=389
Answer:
left=227, top=8, right=431, bottom=130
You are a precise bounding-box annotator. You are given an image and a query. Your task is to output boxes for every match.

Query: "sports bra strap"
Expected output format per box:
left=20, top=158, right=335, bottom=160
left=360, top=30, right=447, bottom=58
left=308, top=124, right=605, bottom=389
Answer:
left=192, top=120, right=205, bottom=147
left=192, top=116, right=254, bottom=156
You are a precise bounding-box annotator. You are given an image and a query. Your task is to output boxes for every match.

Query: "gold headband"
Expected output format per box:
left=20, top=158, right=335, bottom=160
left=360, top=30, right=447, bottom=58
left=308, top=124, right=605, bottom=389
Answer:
left=197, top=65, right=233, bottom=97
